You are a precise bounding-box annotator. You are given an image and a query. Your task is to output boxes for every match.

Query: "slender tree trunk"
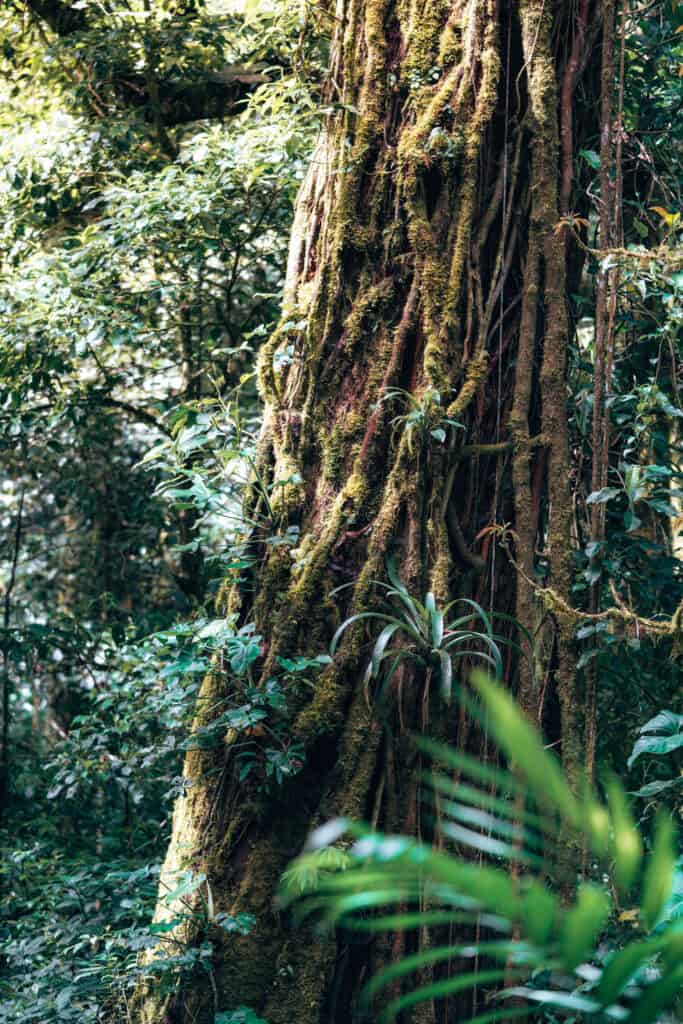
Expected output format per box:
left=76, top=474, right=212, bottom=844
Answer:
left=0, top=488, right=23, bottom=821
left=134, top=2, right=603, bottom=1021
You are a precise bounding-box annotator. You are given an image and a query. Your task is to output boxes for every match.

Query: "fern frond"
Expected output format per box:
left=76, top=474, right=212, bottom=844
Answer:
left=281, top=673, right=682, bottom=1023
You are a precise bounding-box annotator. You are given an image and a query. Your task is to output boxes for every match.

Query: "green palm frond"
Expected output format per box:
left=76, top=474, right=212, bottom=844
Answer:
left=280, top=671, right=682, bottom=1024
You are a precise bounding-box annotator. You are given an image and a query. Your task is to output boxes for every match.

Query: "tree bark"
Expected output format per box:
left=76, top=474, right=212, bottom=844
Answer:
left=133, top=1, right=603, bottom=1021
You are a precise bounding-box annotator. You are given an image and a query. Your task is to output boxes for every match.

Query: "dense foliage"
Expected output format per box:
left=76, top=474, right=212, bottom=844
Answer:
left=0, top=1, right=318, bottom=1019
left=0, top=1, right=681, bottom=1023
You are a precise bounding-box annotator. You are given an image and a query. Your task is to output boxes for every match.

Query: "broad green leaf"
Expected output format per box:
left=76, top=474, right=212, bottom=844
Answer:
left=503, top=988, right=603, bottom=1015
left=439, top=819, right=540, bottom=865
left=627, top=964, right=683, bottom=1024
left=560, top=883, right=610, bottom=970
left=377, top=968, right=512, bottom=1023
left=605, top=777, right=643, bottom=896
left=370, top=623, right=401, bottom=677
left=521, top=882, right=557, bottom=946
left=661, top=926, right=683, bottom=971
left=305, top=818, right=352, bottom=851
left=423, top=853, right=519, bottom=917
left=428, top=772, right=550, bottom=833
left=162, top=870, right=207, bottom=905
left=330, top=612, right=398, bottom=655
left=437, top=797, right=543, bottom=850
left=579, top=148, right=601, bottom=169
left=586, top=486, right=621, bottom=504
left=470, top=671, right=579, bottom=825
left=364, top=942, right=524, bottom=1001
left=439, top=649, right=452, bottom=701
left=584, top=796, right=612, bottom=857
left=597, top=939, right=661, bottom=1007
left=345, top=910, right=482, bottom=932
left=327, top=887, right=421, bottom=920
left=639, top=710, right=683, bottom=736
left=628, top=732, right=683, bottom=769
left=416, top=739, right=528, bottom=799
left=632, top=777, right=683, bottom=799
left=431, top=607, right=444, bottom=648
left=641, top=811, right=677, bottom=929
left=215, top=1009, right=269, bottom=1024
left=462, top=1011, right=529, bottom=1024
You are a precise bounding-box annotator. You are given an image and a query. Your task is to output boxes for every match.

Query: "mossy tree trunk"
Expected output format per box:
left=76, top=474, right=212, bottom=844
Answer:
left=135, top=1, right=603, bottom=1021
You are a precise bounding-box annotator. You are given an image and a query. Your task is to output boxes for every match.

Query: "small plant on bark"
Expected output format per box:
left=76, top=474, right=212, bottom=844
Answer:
left=330, top=559, right=524, bottom=702
left=377, top=387, right=463, bottom=451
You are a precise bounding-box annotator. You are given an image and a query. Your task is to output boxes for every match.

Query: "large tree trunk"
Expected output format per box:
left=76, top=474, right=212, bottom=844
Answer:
left=134, top=1, right=602, bottom=1021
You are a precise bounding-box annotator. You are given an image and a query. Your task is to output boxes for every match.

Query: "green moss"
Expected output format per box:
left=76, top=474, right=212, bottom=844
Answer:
left=402, top=0, right=449, bottom=78
left=264, top=936, right=336, bottom=1024
left=438, top=18, right=463, bottom=67
left=429, top=517, right=452, bottom=603
left=447, top=347, right=489, bottom=418
left=252, top=545, right=292, bottom=635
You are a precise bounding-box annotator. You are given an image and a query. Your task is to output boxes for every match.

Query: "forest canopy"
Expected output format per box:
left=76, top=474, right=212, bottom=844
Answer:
left=0, top=1, right=682, bottom=1023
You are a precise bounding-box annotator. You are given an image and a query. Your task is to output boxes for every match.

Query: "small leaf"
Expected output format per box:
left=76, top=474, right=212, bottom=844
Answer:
left=215, top=1009, right=269, bottom=1024
left=633, top=777, right=683, bottom=799
left=163, top=870, right=207, bottom=905
left=586, top=487, right=621, bottom=504
left=579, top=149, right=601, bottom=170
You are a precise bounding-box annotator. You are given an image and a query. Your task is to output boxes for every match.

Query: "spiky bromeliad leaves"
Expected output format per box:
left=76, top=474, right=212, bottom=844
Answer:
left=281, top=673, right=683, bottom=1024
left=330, top=559, right=528, bottom=702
